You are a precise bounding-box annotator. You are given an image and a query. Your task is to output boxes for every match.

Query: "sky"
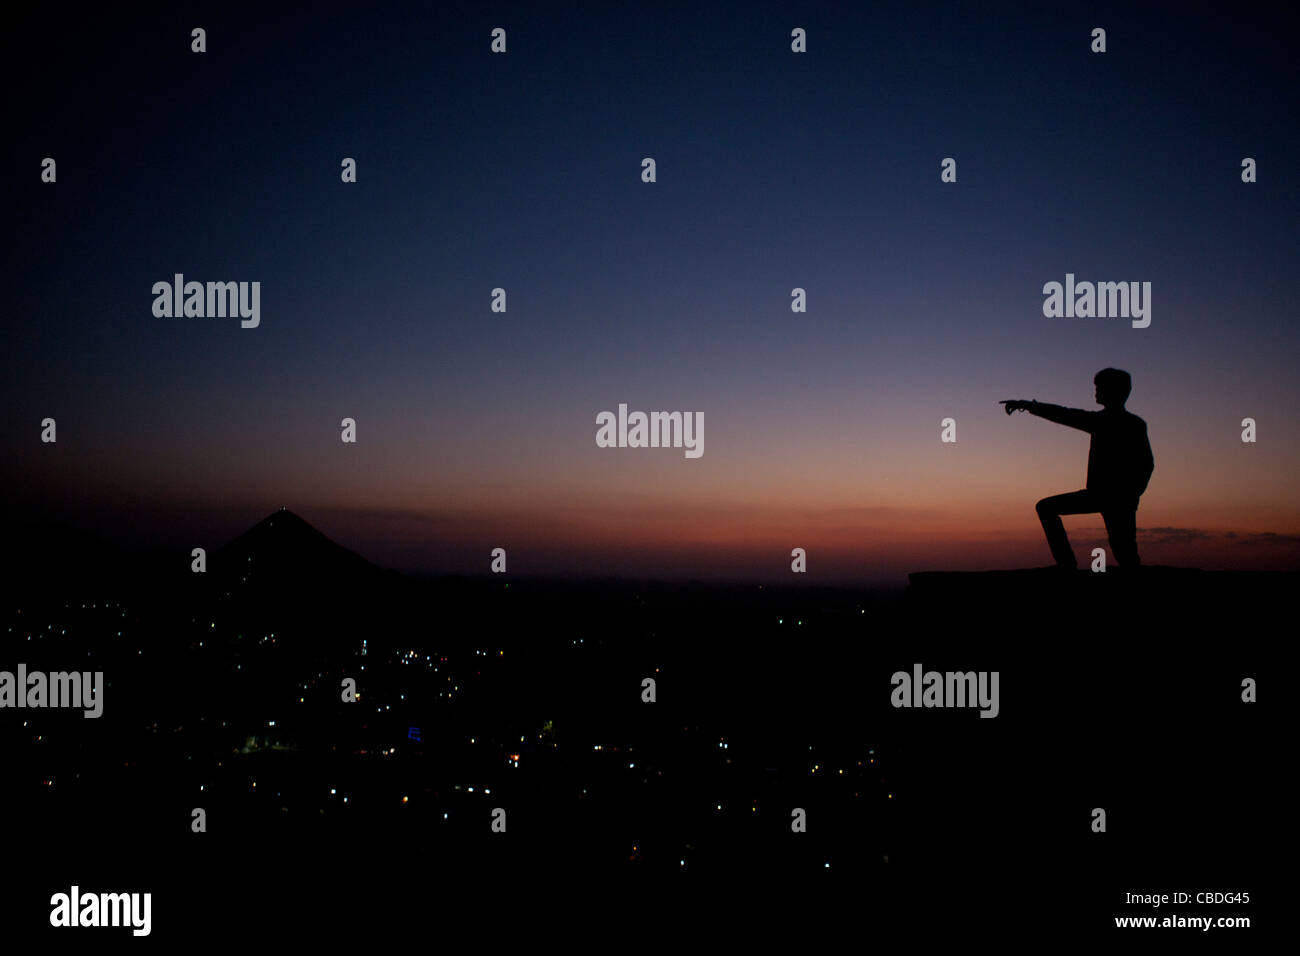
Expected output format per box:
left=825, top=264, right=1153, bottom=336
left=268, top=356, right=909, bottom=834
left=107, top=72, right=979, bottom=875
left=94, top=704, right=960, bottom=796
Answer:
left=3, top=1, right=1298, bottom=584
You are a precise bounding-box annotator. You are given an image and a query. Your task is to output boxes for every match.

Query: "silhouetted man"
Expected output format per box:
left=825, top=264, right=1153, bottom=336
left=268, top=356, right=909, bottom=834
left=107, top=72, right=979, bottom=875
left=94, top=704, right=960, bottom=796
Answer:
left=1001, top=369, right=1154, bottom=569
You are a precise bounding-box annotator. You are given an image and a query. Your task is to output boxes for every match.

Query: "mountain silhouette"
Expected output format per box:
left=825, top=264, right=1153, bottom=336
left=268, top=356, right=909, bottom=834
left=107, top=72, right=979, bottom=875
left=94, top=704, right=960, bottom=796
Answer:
left=211, top=507, right=381, bottom=593
left=201, top=508, right=402, bottom=656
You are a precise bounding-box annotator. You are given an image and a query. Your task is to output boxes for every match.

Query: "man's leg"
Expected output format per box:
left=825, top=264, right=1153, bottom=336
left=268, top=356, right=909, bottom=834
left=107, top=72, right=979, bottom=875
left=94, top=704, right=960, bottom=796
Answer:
left=1101, top=500, right=1141, bottom=568
left=1035, top=490, right=1097, bottom=569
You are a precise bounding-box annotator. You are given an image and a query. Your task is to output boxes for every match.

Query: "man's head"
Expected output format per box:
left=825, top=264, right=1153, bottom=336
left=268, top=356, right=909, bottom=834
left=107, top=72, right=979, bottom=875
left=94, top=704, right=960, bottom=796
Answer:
left=1094, top=368, right=1132, bottom=408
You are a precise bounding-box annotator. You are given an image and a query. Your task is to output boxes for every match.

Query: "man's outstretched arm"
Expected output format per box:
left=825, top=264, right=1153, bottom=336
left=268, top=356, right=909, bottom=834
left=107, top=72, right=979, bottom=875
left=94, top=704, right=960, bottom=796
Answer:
left=1000, top=400, right=1094, bottom=432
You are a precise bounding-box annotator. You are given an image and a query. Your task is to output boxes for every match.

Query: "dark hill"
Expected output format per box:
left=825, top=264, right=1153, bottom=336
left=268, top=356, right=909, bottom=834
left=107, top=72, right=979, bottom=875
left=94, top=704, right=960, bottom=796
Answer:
left=211, top=507, right=381, bottom=593
left=903, top=565, right=1294, bottom=639
left=201, top=509, right=404, bottom=655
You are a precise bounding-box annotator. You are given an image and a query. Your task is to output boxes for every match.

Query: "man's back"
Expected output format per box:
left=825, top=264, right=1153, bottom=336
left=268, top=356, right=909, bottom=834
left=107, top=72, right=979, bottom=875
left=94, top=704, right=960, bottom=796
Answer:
left=1026, top=403, right=1154, bottom=500
left=1087, top=408, right=1153, bottom=499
